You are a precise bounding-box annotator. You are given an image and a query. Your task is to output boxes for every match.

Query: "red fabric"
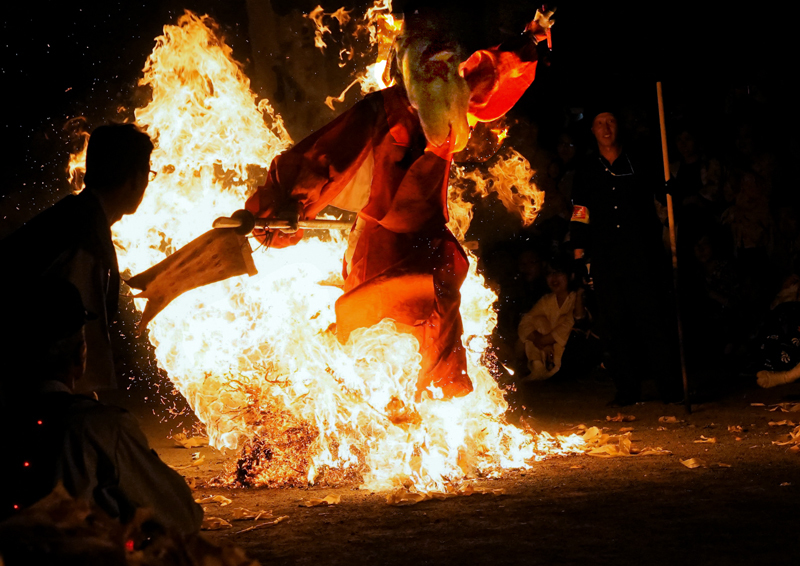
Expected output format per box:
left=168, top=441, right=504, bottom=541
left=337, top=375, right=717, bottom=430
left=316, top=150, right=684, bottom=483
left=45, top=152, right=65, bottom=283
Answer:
left=244, top=42, right=538, bottom=398
left=461, top=49, right=537, bottom=123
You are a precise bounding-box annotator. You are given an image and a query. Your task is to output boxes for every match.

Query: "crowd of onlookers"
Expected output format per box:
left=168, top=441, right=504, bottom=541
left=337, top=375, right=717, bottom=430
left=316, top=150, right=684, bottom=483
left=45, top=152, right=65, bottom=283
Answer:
left=476, top=92, right=800, bottom=397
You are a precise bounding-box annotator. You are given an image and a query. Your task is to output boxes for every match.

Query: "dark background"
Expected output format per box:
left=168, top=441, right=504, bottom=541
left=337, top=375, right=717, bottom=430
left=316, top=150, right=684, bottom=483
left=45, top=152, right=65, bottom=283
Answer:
left=3, top=0, right=793, bottom=227
left=3, top=1, right=793, bottom=392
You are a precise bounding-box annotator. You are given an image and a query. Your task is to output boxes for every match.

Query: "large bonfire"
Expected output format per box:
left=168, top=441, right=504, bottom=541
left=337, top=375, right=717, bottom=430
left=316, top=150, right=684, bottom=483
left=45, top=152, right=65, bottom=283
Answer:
left=73, top=5, right=582, bottom=494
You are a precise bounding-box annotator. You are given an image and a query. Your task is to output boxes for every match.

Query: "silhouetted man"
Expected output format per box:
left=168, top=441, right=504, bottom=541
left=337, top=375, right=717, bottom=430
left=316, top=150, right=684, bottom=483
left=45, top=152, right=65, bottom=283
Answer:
left=0, top=279, right=203, bottom=534
left=0, top=124, right=154, bottom=393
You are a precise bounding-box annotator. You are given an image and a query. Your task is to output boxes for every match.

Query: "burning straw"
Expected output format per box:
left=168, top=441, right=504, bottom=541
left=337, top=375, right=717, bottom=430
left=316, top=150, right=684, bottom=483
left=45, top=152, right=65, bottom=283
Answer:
left=69, top=8, right=580, bottom=494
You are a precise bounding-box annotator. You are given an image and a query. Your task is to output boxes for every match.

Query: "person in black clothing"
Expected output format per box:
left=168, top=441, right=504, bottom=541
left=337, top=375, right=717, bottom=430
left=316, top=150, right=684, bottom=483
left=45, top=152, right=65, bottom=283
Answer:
left=570, top=106, right=680, bottom=406
left=0, top=279, right=203, bottom=534
left=0, top=124, right=153, bottom=394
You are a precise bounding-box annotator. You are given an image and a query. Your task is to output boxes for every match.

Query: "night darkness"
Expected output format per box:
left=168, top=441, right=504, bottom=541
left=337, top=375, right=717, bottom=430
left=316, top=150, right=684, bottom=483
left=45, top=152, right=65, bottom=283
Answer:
left=3, top=0, right=795, bottom=231
left=2, top=5, right=800, bottom=559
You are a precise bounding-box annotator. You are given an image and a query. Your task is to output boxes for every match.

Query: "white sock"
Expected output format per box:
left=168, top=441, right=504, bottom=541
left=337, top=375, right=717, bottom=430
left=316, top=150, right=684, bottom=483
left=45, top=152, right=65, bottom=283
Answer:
left=757, top=362, right=800, bottom=388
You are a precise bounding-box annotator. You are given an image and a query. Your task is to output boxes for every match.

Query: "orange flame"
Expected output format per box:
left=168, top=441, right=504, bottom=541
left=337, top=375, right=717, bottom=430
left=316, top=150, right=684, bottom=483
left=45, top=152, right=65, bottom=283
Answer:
left=305, top=5, right=352, bottom=50
left=454, top=149, right=545, bottom=228
left=67, top=137, right=89, bottom=193
left=493, top=125, right=509, bottom=146
left=69, top=9, right=578, bottom=493
left=64, top=117, right=91, bottom=193
left=319, top=0, right=402, bottom=110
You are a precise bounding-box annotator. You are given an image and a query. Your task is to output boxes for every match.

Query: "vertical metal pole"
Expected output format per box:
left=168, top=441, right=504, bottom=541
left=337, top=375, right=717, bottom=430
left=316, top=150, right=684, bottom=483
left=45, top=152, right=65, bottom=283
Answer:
left=657, top=81, right=691, bottom=413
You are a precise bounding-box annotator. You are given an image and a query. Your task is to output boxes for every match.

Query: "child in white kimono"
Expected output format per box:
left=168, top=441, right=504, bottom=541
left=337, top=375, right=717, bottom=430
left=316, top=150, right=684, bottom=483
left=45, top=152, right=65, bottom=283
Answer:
left=518, top=255, right=585, bottom=380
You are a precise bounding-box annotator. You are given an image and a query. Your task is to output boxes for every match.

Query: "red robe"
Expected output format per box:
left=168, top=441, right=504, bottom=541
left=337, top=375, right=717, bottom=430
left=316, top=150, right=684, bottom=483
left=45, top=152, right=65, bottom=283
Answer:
left=245, top=45, right=538, bottom=398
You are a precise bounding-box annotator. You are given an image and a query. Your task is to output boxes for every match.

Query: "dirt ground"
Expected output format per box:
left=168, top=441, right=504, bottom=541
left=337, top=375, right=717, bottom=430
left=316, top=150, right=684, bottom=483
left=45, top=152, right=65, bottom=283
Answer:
left=110, top=372, right=800, bottom=566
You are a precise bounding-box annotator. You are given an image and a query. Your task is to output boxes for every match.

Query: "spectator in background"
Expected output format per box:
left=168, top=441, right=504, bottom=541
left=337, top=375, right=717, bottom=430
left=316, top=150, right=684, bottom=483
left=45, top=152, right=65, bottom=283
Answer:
left=511, top=117, right=567, bottom=247
left=554, top=129, right=580, bottom=207
left=489, top=242, right=550, bottom=374
left=756, top=274, right=800, bottom=388
left=770, top=204, right=800, bottom=276
left=0, top=124, right=154, bottom=394
left=680, top=227, right=743, bottom=378
left=494, top=245, right=549, bottom=340
left=510, top=117, right=557, bottom=197
left=517, top=254, right=586, bottom=381
left=669, top=124, right=730, bottom=258
left=570, top=105, right=680, bottom=406
left=0, top=279, right=203, bottom=534
left=667, top=125, right=726, bottom=230
left=670, top=126, right=704, bottom=206
left=721, top=167, right=777, bottom=340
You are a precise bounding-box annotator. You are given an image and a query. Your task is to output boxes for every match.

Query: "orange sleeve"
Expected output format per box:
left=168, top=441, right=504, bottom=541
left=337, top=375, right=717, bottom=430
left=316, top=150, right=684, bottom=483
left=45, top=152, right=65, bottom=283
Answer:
left=244, top=95, right=378, bottom=247
left=460, top=48, right=538, bottom=123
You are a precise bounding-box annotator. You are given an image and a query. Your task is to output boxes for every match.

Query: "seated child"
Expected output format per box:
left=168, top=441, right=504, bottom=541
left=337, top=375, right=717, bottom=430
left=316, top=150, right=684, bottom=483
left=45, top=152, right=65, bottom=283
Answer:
left=517, top=254, right=586, bottom=381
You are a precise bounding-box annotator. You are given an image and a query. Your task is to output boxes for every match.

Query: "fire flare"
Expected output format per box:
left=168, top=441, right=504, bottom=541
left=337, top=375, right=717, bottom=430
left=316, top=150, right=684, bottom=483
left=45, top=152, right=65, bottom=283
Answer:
left=317, top=0, right=402, bottom=109
left=454, top=148, right=546, bottom=228
left=69, top=9, right=579, bottom=493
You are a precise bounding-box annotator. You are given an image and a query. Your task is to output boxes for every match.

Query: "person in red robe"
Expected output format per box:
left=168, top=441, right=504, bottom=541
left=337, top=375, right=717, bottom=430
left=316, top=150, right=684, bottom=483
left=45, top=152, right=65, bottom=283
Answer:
left=245, top=10, right=554, bottom=398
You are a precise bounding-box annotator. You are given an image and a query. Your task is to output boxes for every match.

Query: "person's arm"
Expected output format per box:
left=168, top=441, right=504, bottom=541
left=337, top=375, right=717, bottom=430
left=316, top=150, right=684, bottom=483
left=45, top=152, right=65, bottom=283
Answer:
left=460, top=9, right=554, bottom=124
left=570, top=202, right=590, bottom=258
left=530, top=330, right=557, bottom=348
left=571, top=210, right=590, bottom=285
left=550, top=298, right=576, bottom=347
left=569, top=164, right=593, bottom=286
left=65, top=249, right=115, bottom=392
left=573, top=287, right=586, bottom=321
left=518, top=297, right=550, bottom=345
left=244, top=93, right=379, bottom=248
left=651, top=152, right=670, bottom=207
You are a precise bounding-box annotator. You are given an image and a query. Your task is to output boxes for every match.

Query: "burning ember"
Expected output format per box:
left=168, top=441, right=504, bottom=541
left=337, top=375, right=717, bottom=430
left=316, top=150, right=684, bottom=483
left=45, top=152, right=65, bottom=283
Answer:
left=70, top=7, right=583, bottom=494
left=315, top=0, right=402, bottom=109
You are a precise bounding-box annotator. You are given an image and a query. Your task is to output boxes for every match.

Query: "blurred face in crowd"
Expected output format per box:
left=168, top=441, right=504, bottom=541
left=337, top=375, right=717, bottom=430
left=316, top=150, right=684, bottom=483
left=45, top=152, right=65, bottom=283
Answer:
left=557, top=133, right=576, bottom=165
left=517, top=250, right=543, bottom=282
left=591, top=112, right=618, bottom=149
left=676, top=130, right=698, bottom=161
left=735, top=125, right=755, bottom=157
left=546, top=267, right=569, bottom=295
left=693, top=236, right=713, bottom=264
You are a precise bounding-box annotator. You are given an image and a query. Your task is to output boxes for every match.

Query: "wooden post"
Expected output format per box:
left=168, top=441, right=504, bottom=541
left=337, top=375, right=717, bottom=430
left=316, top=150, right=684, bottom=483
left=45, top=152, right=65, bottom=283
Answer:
left=657, top=81, right=691, bottom=413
